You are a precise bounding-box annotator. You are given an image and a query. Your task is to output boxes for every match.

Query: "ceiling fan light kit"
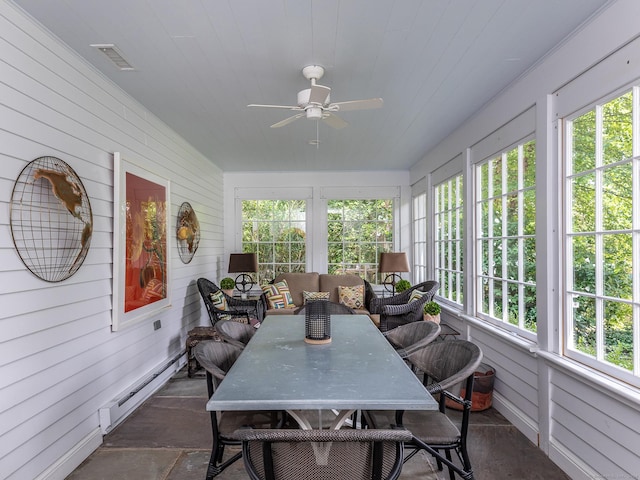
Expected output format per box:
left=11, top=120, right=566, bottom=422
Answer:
left=248, top=65, right=383, bottom=130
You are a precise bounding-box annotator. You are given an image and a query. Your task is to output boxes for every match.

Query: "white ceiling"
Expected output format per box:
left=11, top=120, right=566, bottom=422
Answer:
left=13, top=0, right=610, bottom=172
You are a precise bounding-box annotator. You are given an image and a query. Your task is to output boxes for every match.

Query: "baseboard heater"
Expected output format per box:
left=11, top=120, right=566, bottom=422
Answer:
left=99, top=351, right=186, bottom=434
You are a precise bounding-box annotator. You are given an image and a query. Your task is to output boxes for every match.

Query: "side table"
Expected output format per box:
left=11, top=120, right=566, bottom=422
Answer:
left=186, top=326, right=219, bottom=377
left=438, top=323, right=460, bottom=340
left=232, top=294, right=263, bottom=324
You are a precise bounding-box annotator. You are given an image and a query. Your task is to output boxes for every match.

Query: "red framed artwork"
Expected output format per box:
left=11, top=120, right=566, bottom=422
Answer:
left=112, top=152, right=171, bottom=331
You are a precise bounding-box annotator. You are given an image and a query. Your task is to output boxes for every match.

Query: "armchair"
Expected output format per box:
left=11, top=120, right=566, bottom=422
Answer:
left=197, top=277, right=264, bottom=327
left=369, top=280, right=439, bottom=331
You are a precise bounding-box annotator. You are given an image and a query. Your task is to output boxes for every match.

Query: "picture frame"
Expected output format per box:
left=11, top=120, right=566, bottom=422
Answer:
left=112, top=152, right=171, bottom=331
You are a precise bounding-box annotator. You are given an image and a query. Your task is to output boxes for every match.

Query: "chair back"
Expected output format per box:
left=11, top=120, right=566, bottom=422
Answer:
left=406, top=339, right=483, bottom=395
left=235, top=428, right=412, bottom=480
left=194, top=341, right=243, bottom=393
left=216, top=319, right=256, bottom=348
left=197, top=277, right=223, bottom=326
left=383, top=320, right=441, bottom=357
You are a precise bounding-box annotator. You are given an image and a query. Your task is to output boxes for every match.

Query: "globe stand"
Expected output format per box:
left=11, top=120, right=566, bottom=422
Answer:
left=382, top=273, right=401, bottom=296
left=234, top=274, right=255, bottom=297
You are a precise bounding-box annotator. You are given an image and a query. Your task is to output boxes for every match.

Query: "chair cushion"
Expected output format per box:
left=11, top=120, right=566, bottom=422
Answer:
left=218, top=411, right=282, bottom=439
left=302, top=291, right=330, bottom=304
left=338, top=284, right=365, bottom=309
left=261, top=280, right=296, bottom=309
left=403, top=411, right=460, bottom=444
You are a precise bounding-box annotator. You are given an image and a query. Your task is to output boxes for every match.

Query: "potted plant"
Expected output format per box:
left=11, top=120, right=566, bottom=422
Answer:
left=220, top=277, right=235, bottom=296
left=423, top=301, right=441, bottom=324
left=395, top=279, right=411, bottom=293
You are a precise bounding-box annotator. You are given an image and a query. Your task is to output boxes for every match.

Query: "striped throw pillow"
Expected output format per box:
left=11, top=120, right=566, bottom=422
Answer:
left=261, top=280, right=296, bottom=309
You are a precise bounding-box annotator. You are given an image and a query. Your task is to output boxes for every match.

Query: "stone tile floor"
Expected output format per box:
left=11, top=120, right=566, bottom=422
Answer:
left=67, top=367, right=570, bottom=480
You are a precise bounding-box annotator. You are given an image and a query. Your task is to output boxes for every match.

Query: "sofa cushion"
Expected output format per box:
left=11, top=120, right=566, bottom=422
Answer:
left=319, top=274, right=364, bottom=303
left=338, top=284, right=365, bottom=309
left=261, top=280, right=296, bottom=309
left=273, top=272, right=320, bottom=306
left=263, top=307, right=297, bottom=316
left=303, top=291, right=330, bottom=304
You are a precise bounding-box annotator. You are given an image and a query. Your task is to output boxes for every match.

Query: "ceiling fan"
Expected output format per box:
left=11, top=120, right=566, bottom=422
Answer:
left=248, top=65, right=383, bottom=129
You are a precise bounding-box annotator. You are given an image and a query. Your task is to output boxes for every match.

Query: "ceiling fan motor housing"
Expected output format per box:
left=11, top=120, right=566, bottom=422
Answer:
left=305, top=106, right=323, bottom=119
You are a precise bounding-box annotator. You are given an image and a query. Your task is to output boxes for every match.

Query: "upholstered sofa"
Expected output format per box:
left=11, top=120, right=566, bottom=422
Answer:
left=260, top=272, right=376, bottom=319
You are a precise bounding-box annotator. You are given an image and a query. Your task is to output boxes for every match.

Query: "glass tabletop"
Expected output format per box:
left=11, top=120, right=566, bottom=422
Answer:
left=207, top=314, right=438, bottom=412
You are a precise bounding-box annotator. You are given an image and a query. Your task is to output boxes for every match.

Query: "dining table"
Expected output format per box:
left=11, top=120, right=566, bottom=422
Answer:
left=206, top=314, right=438, bottom=429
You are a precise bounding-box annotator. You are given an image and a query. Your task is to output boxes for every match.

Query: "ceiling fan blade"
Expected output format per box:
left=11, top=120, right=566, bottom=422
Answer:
left=308, top=84, right=331, bottom=105
left=330, top=98, right=384, bottom=111
left=271, top=113, right=305, bottom=128
left=248, top=104, right=302, bottom=110
left=322, top=112, right=349, bottom=129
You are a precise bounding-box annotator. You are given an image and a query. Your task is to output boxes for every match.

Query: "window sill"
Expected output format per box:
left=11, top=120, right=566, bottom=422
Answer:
left=450, top=308, right=640, bottom=410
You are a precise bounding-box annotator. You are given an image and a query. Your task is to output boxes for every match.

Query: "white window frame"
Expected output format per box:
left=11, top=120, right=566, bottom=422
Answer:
left=411, top=182, right=427, bottom=285
left=473, top=137, right=537, bottom=341
left=434, top=174, right=464, bottom=307
left=562, top=86, right=640, bottom=386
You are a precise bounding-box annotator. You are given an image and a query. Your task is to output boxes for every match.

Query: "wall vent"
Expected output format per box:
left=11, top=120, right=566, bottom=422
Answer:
left=90, top=44, right=134, bottom=70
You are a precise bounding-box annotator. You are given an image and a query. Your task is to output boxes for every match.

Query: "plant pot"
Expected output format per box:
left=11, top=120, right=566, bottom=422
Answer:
left=423, top=313, right=440, bottom=324
left=222, top=289, right=234, bottom=297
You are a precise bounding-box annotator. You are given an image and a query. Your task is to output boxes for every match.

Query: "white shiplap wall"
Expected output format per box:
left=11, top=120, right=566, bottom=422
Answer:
left=412, top=1, right=640, bottom=478
left=0, top=2, right=224, bottom=479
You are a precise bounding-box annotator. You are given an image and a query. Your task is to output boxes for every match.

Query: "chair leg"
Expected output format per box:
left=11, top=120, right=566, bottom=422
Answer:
left=445, top=448, right=455, bottom=480
left=205, top=450, right=242, bottom=479
left=458, top=442, right=475, bottom=480
left=410, top=437, right=475, bottom=480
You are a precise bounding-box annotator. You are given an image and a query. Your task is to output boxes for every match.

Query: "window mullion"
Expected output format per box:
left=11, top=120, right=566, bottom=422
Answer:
left=594, top=105, right=605, bottom=361
left=447, top=181, right=453, bottom=295
left=633, top=89, right=640, bottom=374
left=502, top=153, right=508, bottom=322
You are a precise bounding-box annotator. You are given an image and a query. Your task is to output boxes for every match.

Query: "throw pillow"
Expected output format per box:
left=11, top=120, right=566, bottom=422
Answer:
left=303, top=291, right=330, bottom=304
left=408, top=289, right=427, bottom=303
left=261, top=280, right=296, bottom=309
left=210, top=290, right=229, bottom=311
left=338, top=285, right=364, bottom=309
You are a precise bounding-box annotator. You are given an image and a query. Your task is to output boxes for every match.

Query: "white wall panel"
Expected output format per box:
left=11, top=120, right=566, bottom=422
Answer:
left=0, top=2, right=224, bottom=479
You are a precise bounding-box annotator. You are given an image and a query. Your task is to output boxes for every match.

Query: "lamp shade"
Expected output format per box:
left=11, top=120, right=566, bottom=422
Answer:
left=228, top=253, right=258, bottom=273
left=378, top=252, right=410, bottom=273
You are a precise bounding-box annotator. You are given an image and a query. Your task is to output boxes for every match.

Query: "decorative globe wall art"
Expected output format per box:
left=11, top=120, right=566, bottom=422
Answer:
left=10, top=156, right=93, bottom=282
left=176, top=202, right=200, bottom=264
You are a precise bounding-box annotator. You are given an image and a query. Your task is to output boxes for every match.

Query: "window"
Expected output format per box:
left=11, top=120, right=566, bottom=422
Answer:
left=327, top=199, right=393, bottom=283
left=434, top=175, right=464, bottom=305
left=412, top=192, right=427, bottom=284
left=241, top=200, right=306, bottom=283
left=564, top=88, right=639, bottom=383
left=475, top=140, right=536, bottom=335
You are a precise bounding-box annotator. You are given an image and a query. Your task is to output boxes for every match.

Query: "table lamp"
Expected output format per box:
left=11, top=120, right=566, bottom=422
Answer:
left=228, top=253, right=258, bottom=295
left=378, top=252, right=410, bottom=295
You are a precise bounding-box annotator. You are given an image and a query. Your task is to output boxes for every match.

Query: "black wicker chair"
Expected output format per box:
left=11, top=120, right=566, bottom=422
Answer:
left=365, top=340, right=483, bottom=480
left=235, top=427, right=412, bottom=480
left=194, top=341, right=283, bottom=479
left=197, top=277, right=264, bottom=326
left=369, top=280, right=439, bottom=331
